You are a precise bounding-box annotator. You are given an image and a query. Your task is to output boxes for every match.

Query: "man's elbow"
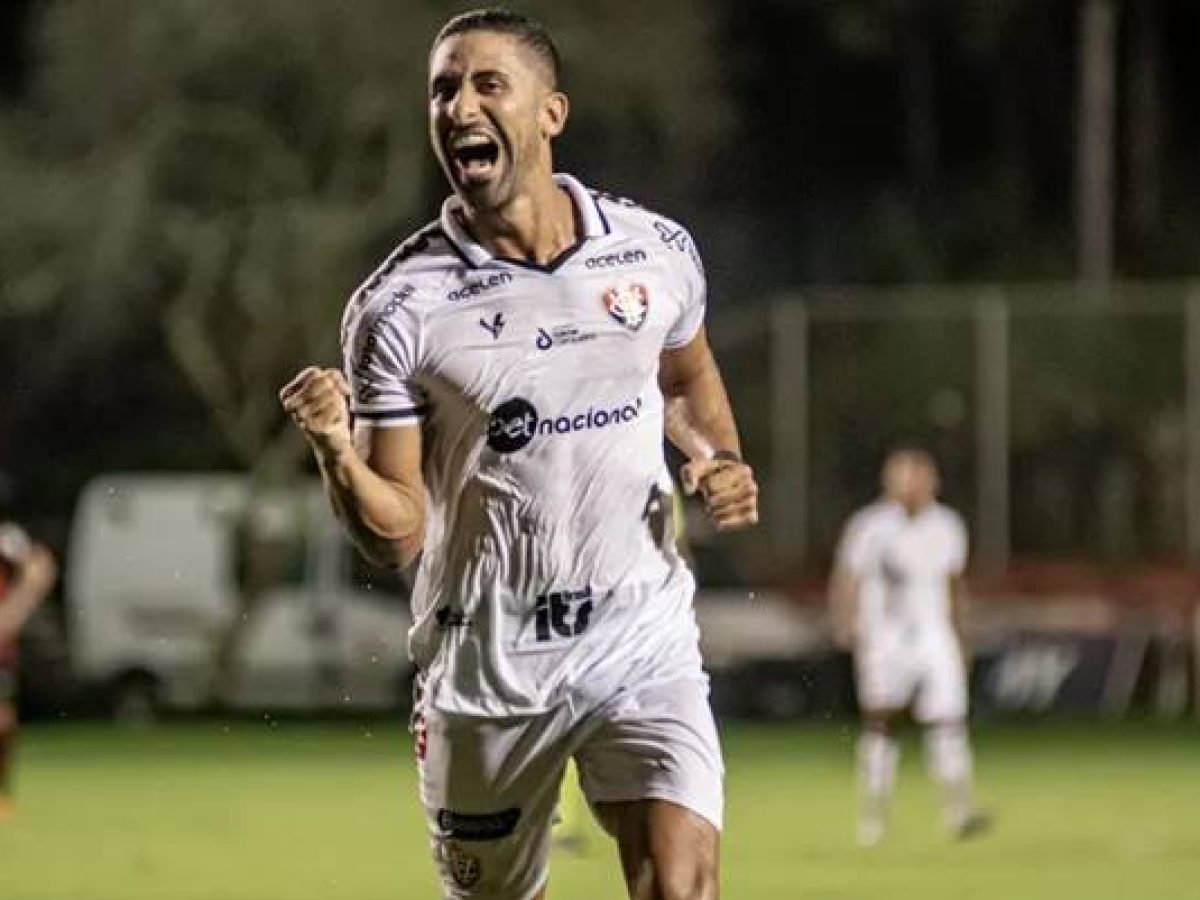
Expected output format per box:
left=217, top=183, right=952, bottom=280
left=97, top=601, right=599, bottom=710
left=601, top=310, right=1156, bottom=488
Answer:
left=356, top=534, right=422, bottom=572
left=393, top=534, right=424, bottom=571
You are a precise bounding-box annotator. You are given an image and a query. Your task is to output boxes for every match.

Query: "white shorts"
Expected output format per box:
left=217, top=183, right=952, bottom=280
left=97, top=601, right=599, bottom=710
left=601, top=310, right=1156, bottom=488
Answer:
left=416, top=675, right=724, bottom=900
left=856, top=636, right=967, bottom=722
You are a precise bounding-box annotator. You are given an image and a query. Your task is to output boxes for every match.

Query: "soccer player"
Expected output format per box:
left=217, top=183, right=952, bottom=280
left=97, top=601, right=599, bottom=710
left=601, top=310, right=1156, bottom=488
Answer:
left=279, top=9, right=758, bottom=900
left=0, top=522, right=58, bottom=821
left=831, top=449, right=989, bottom=846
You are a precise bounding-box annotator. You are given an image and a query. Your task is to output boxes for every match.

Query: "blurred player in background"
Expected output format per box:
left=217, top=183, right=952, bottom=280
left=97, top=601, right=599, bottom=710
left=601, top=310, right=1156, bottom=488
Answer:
left=831, top=449, right=989, bottom=846
left=281, top=8, right=757, bottom=899
left=0, top=522, right=58, bottom=820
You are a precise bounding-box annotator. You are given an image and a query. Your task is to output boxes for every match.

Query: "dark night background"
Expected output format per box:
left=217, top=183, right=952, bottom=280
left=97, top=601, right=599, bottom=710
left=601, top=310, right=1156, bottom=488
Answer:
left=2, top=0, right=1199, bottom=574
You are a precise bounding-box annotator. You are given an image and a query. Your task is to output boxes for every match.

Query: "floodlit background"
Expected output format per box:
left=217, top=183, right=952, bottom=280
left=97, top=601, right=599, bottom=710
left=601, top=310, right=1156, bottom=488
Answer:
left=1, top=2, right=1199, bottom=898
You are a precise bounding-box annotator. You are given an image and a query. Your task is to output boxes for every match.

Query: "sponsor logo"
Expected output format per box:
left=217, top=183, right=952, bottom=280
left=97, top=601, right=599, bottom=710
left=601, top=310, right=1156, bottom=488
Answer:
left=352, top=227, right=431, bottom=305
left=351, top=284, right=417, bottom=401
left=653, top=220, right=689, bottom=252
left=447, top=272, right=514, bottom=302
left=479, top=311, right=505, bottom=339
left=584, top=248, right=648, bottom=270
left=534, top=587, right=594, bottom=642
left=487, top=398, right=540, bottom=453
left=357, top=379, right=381, bottom=403
left=486, top=396, right=644, bottom=454
left=592, top=189, right=642, bottom=209
left=354, top=333, right=384, bottom=402
left=642, top=483, right=672, bottom=550
left=390, top=283, right=418, bottom=305
left=444, top=842, right=482, bottom=890
left=437, top=808, right=521, bottom=842
left=535, top=324, right=599, bottom=351
left=414, top=713, right=427, bottom=762
left=653, top=220, right=704, bottom=276
left=603, top=281, right=650, bottom=331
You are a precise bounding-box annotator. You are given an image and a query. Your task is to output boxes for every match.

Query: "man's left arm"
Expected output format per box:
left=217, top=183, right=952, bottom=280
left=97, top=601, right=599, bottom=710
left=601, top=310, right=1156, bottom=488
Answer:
left=659, top=327, right=758, bottom=532
left=948, top=516, right=971, bottom=655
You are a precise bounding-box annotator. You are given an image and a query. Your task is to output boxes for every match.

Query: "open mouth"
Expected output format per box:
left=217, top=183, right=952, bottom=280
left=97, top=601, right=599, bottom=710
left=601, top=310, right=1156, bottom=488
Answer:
left=450, top=133, right=500, bottom=182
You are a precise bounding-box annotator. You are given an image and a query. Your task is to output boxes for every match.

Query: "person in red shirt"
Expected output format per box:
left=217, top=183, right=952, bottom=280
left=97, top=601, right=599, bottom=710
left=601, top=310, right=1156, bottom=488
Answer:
left=0, top=522, right=57, bottom=820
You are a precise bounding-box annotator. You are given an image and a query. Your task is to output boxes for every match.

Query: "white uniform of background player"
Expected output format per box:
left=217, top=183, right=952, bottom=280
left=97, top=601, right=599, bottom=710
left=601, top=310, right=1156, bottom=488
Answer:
left=832, top=450, right=989, bottom=845
left=281, top=11, right=758, bottom=900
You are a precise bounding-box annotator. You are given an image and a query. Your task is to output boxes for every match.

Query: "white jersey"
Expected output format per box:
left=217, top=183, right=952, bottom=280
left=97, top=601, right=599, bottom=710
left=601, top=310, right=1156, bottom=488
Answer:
left=341, top=174, right=708, bottom=716
left=835, top=500, right=967, bottom=649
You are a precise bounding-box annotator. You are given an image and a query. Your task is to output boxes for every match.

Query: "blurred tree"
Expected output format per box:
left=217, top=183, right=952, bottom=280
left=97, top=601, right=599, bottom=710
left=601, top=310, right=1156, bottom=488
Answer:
left=2, top=0, right=452, bottom=703
left=0, top=0, right=36, bottom=97
left=17, top=0, right=448, bottom=476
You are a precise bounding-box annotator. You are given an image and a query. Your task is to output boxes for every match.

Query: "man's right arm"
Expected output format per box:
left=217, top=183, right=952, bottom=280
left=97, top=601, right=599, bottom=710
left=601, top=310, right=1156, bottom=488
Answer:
left=280, top=367, right=426, bottom=569
left=830, top=516, right=866, bottom=650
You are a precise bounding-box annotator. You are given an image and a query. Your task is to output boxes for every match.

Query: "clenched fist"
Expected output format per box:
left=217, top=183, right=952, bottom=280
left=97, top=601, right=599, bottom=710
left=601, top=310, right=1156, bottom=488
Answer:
left=279, top=367, right=353, bottom=457
left=0, top=524, right=57, bottom=597
left=681, top=453, right=759, bottom=532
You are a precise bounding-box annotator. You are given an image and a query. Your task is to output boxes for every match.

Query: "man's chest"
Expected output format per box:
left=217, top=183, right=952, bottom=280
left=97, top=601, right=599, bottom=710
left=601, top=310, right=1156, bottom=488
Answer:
left=421, top=259, right=684, bottom=395
left=873, top=525, right=952, bottom=584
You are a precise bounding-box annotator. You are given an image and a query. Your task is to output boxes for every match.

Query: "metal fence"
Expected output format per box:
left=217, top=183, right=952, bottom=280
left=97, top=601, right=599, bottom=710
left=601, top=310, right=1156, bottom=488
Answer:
left=709, top=281, right=1200, bottom=576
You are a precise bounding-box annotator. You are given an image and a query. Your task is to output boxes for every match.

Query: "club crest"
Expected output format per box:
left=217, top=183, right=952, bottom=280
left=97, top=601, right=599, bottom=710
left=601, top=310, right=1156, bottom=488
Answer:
left=444, top=842, right=482, bottom=890
left=603, top=281, right=649, bottom=331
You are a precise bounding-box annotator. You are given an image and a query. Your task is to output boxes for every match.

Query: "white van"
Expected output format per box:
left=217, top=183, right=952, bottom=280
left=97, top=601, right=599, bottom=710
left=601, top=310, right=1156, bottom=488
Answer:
left=67, top=474, right=414, bottom=720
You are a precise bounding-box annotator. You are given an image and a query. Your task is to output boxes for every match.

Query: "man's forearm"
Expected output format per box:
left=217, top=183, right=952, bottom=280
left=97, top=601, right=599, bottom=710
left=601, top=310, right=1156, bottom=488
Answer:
left=663, top=363, right=741, bottom=461
left=830, top=571, right=859, bottom=647
left=316, top=446, right=425, bottom=569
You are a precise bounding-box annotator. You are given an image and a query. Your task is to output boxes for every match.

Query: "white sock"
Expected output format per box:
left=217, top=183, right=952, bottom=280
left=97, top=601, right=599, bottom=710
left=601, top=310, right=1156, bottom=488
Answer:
left=857, top=730, right=899, bottom=822
left=924, top=722, right=975, bottom=825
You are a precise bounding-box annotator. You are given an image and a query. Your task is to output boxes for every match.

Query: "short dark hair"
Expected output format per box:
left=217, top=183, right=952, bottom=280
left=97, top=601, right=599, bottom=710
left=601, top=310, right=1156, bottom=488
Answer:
left=432, top=8, right=562, bottom=88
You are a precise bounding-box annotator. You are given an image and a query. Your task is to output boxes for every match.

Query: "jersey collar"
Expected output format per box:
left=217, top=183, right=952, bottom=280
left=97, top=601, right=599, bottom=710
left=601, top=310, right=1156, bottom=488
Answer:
left=884, top=498, right=936, bottom=522
left=439, top=173, right=609, bottom=271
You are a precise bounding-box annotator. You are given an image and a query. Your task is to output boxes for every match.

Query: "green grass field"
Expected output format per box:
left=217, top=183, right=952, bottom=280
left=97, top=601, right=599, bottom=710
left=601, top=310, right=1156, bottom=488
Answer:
left=1, top=720, right=1197, bottom=899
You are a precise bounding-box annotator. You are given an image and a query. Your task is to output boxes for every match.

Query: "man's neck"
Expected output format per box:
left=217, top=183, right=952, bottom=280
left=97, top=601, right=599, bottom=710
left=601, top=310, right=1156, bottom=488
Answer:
left=461, top=174, right=578, bottom=266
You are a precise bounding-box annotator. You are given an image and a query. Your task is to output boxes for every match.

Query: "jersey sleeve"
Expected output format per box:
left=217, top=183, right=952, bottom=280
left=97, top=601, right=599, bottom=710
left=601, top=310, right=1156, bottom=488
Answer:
left=341, top=293, right=428, bottom=427
left=663, top=223, right=708, bottom=349
left=834, top=511, right=874, bottom=577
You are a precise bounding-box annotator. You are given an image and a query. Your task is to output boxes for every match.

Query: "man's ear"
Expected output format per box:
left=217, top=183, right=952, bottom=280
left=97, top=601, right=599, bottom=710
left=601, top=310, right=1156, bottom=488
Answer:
left=541, top=91, right=569, bottom=139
